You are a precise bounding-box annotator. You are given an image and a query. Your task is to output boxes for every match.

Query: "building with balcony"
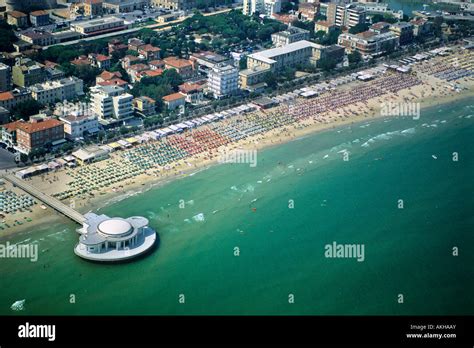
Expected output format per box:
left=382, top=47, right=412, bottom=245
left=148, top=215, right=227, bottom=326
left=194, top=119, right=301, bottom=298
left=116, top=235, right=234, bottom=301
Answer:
left=91, top=85, right=134, bottom=125
left=208, top=64, right=239, bottom=99
left=30, top=77, right=84, bottom=105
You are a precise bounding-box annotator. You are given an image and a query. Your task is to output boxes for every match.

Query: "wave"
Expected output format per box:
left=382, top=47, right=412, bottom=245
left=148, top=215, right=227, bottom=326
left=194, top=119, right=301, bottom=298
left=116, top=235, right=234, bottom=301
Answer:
left=192, top=213, right=205, bottom=222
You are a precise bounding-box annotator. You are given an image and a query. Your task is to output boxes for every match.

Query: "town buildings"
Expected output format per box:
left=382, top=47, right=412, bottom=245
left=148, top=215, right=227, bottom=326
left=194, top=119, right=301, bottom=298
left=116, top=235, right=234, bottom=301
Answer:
left=243, top=0, right=282, bottom=16
left=208, top=64, right=239, bottom=99
left=163, top=57, right=194, bottom=79
left=2, top=118, right=65, bottom=154
left=338, top=30, right=400, bottom=56
left=90, top=85, right=134, bottom=125
left=59, top=113, right=100, bottom=140
left=12, top=58, right=46, bottom=87
left=0, top=62, right=12, bottom=93
left=30, top=77, right=84, bottom=105
left=162, top=92, right=185, bottom=111
left=133, top=96, right=156, bottom=117
left=29, top=10, right=50, bottom=27
left=271, top=26, right=311, bottom=47
left=190, top=51, right=231, bottom=77
left=178, top=82, right=204, bottom=104
left=389, top=22, right=414, bottom=45
left=151, top=0, right=196, bottom=11
left=71, top=17, right=126, bottom=36
left=6, top=11, right=28, bottom=28
left=326, top=3, right=367, bottom=29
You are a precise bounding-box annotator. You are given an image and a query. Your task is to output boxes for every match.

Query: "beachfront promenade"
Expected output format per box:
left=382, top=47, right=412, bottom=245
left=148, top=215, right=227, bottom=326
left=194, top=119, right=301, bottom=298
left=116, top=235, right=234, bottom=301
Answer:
left=3, top=174, right=85, bottom=224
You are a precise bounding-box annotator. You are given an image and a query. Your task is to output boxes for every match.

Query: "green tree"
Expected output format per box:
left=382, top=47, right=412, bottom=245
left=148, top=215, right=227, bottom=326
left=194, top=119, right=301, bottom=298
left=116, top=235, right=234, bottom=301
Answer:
left=348, top=50, right=362, bottom=64
left=11, top=100, right=43, bottom=121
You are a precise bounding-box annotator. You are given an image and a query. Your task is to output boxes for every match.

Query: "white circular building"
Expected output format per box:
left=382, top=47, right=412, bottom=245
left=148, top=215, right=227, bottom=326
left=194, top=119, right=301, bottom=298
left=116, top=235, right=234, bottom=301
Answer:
left=74, top=213, right=156, bottom=262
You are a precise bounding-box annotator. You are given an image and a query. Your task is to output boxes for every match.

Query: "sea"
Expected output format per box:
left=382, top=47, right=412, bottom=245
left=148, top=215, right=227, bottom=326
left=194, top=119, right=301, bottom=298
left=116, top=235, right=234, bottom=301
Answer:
left=0, top=98, right=473, bottom=315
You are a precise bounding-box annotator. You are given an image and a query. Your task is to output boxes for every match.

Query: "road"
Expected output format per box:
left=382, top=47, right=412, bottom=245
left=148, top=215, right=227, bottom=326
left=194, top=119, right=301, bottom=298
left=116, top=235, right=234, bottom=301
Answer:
left=42, top=7, right=241, bottom=50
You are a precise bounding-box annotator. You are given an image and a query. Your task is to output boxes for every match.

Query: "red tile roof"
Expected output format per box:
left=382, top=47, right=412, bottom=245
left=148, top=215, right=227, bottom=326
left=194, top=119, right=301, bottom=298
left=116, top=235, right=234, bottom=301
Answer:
left=163, top=92, right=185, bottom=102
left=0, top=92, right=14, bottom=101
left=163, top=57, right=193, bottom=69
left=7, top=119, right=63, bottom=134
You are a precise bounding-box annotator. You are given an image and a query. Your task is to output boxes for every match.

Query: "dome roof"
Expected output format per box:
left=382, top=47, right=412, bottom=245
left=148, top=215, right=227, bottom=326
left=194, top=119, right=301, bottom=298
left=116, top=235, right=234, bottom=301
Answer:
left=98, top=218, right=133, bottom=237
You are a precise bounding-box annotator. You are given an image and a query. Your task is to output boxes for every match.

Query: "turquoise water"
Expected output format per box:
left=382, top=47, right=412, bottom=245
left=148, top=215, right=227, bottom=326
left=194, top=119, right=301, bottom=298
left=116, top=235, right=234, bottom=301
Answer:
left=383, top=0, right=427, bottom=15
left=0, top=98, right=473, bottom=315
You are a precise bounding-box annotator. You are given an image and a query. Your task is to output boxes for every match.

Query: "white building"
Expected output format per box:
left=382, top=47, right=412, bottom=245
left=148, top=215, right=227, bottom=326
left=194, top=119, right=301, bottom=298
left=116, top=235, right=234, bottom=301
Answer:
left=74, top=213, right=156, bottom=262
left=243, top=0, right=281, bottom=16
left=90, top=85, right=134, bottom=125
left=271, top=26, right=311, bottom=47
left=208, top=64, right=239, bottom=99
left=30, top=77, right=84, bottom=105
left=70, top=17, right=126, bottom=36
left=59, top=113, right=100, bottom=140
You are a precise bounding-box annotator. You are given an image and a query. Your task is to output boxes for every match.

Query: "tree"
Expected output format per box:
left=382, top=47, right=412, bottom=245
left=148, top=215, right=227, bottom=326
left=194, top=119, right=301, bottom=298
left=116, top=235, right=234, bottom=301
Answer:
left=20, top=153, right=29, bottom=165
left=239, top=56, right=247, bottom=70
left=11, top=100, right=43, bottom=121
left=348, top=50, right=362, bottom=64
left=349, top=23, right=369, bottom=34
left=0, top=22, right=17, bottom=52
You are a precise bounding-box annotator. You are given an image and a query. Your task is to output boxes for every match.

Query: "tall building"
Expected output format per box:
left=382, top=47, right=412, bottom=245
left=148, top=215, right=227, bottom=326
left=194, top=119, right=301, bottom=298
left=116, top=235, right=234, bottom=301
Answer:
left=208, top=64, right=239, bottom=99
left=90, top=85, right=133, bottom=125
left=389, top=22, right=414, bottom=45
left=327, top=3, right=366, bottom=29
left=243, top=0, right=281, bottom=16
left=0, top=63, right=12, bottom=93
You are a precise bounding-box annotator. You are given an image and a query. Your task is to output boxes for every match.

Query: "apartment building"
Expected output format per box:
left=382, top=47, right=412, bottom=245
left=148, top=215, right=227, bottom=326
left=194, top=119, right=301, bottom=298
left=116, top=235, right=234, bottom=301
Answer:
left=410, top=18, right=434, bottom=37
left=271, top=26, right=311, bottom=47
left=338, top=30, right=399, bottom=56
left=162, top=92, right=185, bottom=111
left=326, top=3, right=366, bottom=29
left=20, top=31, right=57, bottom=46
left=29, top=10, right=50, bottom=26
left=0, top=88, right=32, bottom=111
left=315, top=20, right=338, bottom=34
left=7, top=11, right=28, bottom=28
left=12, top=58, right=46, bottom=87
left=243, top=0, right=282, bottom=16
left=178, top=82, right=204, bottom=105
left=389, top=22, right=414, bottom=45
left=84, top=0, right=104, bottom=16
left=247, top=40, right=332, bottom=72
left=163, top=57, right=194, bottom=79
left=190, top=51, right=231, bottom=77
left=0, top=63, right=12, bottom=93
left=4, top=118, right=65, bottom=154
left=133, top=96, right=156, bottom=116
left=208, top=64, right=239, bottom=99
left=90, top=85, right=134, bottom=124
left=59, top=113, right=100, bottom=140
left=30, top=77, right=84, bottom=105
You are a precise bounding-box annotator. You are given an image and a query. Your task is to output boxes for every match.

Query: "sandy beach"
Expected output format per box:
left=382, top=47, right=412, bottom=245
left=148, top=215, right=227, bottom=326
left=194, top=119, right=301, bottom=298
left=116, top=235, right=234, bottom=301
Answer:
left=1, top=48, right=473, bottom=238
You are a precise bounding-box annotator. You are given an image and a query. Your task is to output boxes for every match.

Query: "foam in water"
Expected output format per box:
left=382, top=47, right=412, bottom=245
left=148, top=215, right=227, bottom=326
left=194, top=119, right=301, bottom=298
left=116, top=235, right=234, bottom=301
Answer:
left=11, top=299, right=25, bottom=311
left=192, top=213, right=205, bottom=222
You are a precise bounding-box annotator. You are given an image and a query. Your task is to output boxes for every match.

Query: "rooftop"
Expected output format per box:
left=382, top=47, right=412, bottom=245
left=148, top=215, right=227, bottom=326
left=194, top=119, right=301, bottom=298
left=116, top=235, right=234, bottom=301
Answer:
left=163, top=92, right=185, bottom=102
left=6, top=119, right=63, bottom=134
left=248, top=40, right=323, bottom=64
left=8, top=11, right=27, bottom=18
left=30, top=10, right=49, bottom=17
left=163, top=57, right=193, bottom=69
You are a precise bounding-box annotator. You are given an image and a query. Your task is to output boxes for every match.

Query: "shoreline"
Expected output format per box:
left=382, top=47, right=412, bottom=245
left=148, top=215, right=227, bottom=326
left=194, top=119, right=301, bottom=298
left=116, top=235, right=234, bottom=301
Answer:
left=1, top=67, right=473, bottom=239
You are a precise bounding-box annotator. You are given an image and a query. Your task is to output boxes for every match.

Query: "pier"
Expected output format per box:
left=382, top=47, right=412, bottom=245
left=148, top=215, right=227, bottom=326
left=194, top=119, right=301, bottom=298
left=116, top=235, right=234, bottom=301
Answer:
left=3, top=174, right=85, bottom=224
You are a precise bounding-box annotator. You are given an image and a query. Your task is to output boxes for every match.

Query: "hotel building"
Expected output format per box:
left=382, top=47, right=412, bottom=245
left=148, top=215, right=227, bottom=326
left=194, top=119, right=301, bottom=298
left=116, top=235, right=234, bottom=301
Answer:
left=271, top=26, right=311, bottom=47
left=59, top=113, right=100, bottom=140
left=3, top=118, right=65, bottom=154
left=75, top=213, right=156, bottom=262
left=243, top=0, right=282, bottom=16
left=91, top=85, right=134, bottom=125
left=326, top=3, right=366, bottom=29
left=389, top=22, right=414, bottom=45
left=151, top=0, right=196, bottom=11
left=30, top=77, right=84, bottom=105
left=338, top=31, right=399, bottom=56
left=208, top=64, right=239, bottom=99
